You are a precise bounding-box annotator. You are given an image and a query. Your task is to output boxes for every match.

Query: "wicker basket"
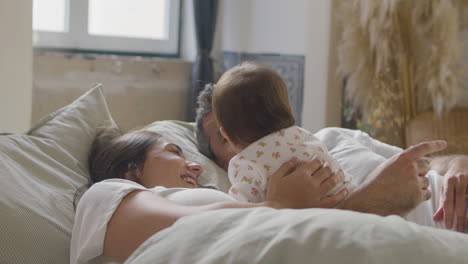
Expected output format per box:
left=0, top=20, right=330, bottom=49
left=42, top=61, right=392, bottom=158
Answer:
left=405, top=108, right=468, bottom=155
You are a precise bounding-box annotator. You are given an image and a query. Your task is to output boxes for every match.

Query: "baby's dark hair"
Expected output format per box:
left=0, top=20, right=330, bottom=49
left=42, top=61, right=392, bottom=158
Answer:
left=88, top=127, right=162, bottom=184
left=213, top=62, right=295, bottom=147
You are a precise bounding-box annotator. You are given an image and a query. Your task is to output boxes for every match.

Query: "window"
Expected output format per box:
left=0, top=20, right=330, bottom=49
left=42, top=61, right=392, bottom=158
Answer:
left=33, top=0, right=181, bottom=55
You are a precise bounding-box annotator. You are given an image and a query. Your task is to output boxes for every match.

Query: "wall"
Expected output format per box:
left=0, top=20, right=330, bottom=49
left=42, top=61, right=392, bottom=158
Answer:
left=219, top=0, right=308, bottom=54
left=0, top=0, right=33, bottom=133
left=302, top=0, right=338, bottom=133
left=33, top=53, right=192, bottom=131
left=218, top=0, right=339, bottom=133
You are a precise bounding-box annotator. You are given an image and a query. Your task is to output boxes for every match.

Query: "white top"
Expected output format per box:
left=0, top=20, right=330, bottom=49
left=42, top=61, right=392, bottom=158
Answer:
left=314, top=127, right=402, bottom=186
left=228, top=126, right=354, bottom=202
left=315, top=127, right=449, bottom=230
left=70, top=179, right=235, bottom=264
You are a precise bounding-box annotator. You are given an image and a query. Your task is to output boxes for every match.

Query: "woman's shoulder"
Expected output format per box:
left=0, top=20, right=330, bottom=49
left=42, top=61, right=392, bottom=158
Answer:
left=91, top=178, right=146, bottom=191
left=71, top=179, right=149, bottom=264
left=76, top=179, right=147, bottom=210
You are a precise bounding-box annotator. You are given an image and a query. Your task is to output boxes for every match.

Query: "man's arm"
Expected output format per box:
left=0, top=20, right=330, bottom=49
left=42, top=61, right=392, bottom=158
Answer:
left=430, top=154, right=468, bottom=232
left=341, top=141, right=447, bottom=216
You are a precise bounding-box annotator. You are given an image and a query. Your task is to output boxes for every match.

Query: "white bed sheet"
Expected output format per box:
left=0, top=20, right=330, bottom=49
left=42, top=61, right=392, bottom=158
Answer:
left=125, top=207, right=468, bottom=264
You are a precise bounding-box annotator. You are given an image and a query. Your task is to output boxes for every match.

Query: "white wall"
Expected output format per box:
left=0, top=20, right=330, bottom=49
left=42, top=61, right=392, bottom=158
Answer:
left=220, top=0, right=308, bottom=55
left=0, top=0, right=33, bottom=133
left=218, top=0, right=339, bottom=133
left=302, top=0, right=336, bottom=133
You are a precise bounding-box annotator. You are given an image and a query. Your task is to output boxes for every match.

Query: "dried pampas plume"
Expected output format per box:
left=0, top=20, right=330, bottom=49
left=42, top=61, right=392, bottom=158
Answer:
left=411, top=0, right=462, bottom=114
left=337, top=0, right=463, bottom=146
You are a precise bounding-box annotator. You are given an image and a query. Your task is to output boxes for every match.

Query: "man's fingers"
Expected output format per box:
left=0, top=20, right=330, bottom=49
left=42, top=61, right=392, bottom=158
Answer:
left=423, top=188, right=432, bottom=201
left=319, top=188, right=348, bottom=208
left=466, top=215, right=468, bottom=231
left=465, top=208, right=468, bottom=230
left=419, top=176, right=430, bottom=189
left=419, top=157, right=432, bottom=165
left=455, top=174, right=468, bottom=232
left=416, top=158, right=431, bottom=176
left=433, top=207, right=444, bottom=221
left=401, top=140, right=447, bottom=161
left=455, top=200, right=467, bottom=232
left=443, top=178, right=456, bottom=229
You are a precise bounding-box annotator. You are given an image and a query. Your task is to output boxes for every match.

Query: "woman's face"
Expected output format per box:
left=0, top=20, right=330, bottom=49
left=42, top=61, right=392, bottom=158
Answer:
left=137, top=137, right=203, bottom=189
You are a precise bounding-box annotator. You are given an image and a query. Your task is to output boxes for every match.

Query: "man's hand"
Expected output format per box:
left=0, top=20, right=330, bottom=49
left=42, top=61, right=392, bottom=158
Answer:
left=432, top=155, right=468, bottom=232
left=343, top=140, right=447, bottom=216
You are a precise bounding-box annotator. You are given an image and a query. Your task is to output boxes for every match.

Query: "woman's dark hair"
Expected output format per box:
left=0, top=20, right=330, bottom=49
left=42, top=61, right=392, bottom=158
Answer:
left=88, top=127, right=162, bottom=184
left=74, top=127, right=162, bottom=211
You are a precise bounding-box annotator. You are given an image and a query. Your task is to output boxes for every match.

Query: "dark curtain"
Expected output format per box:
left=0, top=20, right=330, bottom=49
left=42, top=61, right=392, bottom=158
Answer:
left=188, top=0, right=219, bottom=121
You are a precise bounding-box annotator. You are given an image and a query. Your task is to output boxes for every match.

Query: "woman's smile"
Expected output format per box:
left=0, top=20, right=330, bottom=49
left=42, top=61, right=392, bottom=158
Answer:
left=136, top=138, right=203, bottom=188
left=181, top=174, right=197, bottom=186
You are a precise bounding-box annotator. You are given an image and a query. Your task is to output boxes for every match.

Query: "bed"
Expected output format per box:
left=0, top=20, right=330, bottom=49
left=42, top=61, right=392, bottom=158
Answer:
left=1, top=84, right=467, bottom=264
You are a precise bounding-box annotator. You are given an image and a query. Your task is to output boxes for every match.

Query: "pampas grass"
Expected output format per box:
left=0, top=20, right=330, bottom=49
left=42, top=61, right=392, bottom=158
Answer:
left=411, top=0, right=462, bottom=114
left=337, top=0, right=463, bottom=146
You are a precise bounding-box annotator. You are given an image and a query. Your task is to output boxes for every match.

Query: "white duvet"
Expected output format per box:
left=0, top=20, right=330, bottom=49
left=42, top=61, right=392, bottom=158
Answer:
left=126, top=126, right=468, bottom=263
left=125, top=208, right=468, bottom=264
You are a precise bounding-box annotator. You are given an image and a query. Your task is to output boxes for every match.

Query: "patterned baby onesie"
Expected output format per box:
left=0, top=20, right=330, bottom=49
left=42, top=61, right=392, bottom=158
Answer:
left=228, top=126, right=354, bottom=202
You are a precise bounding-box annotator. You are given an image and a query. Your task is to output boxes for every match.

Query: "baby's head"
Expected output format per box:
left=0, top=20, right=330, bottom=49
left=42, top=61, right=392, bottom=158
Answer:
left=212, top=61, right=295, bottom=151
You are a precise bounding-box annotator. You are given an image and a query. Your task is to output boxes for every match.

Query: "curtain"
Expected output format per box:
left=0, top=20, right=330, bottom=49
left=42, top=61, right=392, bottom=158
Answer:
left=188, top=0, right=219, bottom=121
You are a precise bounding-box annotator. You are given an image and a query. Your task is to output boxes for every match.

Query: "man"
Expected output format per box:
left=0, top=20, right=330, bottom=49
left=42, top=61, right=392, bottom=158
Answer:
left=195, top=84, right=236, bottom=171
left=195, top=83, right=468, bottom=232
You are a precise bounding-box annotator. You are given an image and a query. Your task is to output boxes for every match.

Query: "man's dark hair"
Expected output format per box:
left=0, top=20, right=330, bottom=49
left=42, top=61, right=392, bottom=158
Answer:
left=194, top=83, right=215, bottom=158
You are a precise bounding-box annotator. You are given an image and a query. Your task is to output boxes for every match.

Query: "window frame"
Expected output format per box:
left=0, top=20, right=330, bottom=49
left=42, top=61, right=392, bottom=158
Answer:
left=33, top=0, right=182, bottom=57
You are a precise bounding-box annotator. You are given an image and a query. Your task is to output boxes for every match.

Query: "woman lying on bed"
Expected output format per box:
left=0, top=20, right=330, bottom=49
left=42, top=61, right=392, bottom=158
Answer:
left=70, top=126, right=446, bottom=264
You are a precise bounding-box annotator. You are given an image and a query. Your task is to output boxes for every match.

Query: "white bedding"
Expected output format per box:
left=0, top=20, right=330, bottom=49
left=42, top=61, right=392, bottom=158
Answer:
left=7, top=85, right=465, bottom=264
left=125, top=207, right=468, bottom=264
left=123, top=127, right=468, bottom=264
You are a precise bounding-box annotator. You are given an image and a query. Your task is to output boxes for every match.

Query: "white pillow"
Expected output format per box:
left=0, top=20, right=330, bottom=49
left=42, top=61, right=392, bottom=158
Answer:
left=28, top=84, right=116, bottom=170
left=0, top=136, right=88, bottom=263
left=0, top=84, right=116, bottom=264
left=0, top=84, right=229, bottom=263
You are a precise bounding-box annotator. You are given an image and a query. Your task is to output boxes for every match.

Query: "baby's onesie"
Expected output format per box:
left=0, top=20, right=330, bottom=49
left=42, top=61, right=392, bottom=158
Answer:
left=228, top=126, right=354, bottom=202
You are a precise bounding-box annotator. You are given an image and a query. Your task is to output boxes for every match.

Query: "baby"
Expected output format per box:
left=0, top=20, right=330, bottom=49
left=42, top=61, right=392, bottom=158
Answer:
left=212, top=62, right=355, bottom=203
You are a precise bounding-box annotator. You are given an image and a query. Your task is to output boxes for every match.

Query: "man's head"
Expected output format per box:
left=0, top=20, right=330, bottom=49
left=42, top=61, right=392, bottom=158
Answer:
left=195, top=84, right=236, bottom=170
